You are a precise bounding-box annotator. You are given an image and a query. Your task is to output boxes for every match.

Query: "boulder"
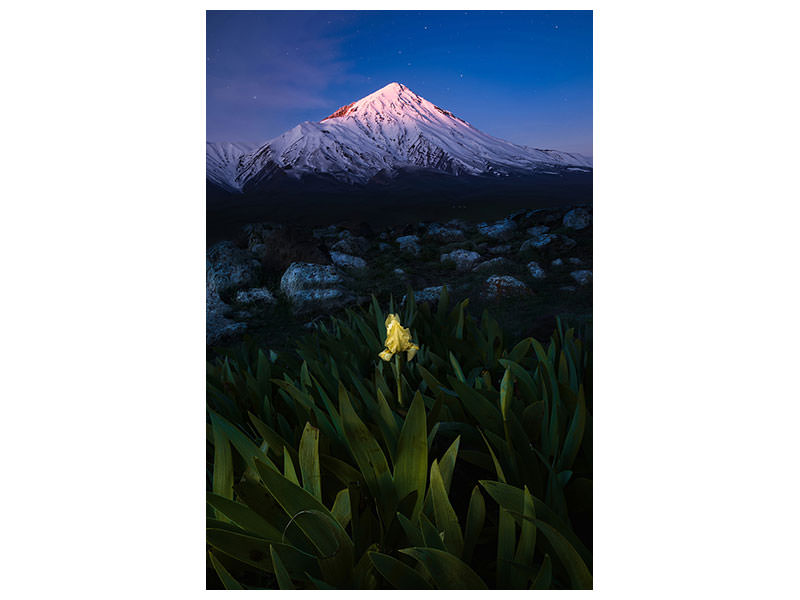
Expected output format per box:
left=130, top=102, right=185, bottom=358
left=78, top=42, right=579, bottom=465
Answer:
left=488, top=244, right=512, bottom=255
left=473, top=257, right=516, bottom=273
left=426, top=223, right=465, bottom=242
left=568, top=257, right=583, bottom=265
left=402, top=286, right=445, bottom=306
left=527, top=261, right=546, bottom=279
left=234, top=287, right=277, bottom=306
left=280, top=262, right=354, bottom=314
left=331, top=236, right=369, bottom=256
left=207, top=283, right=246, bottom=346
left=520, top=233, right=554, bottom=251
left=563, top=207, right=592, bottom=230
left=481, top=275, right=531, bottom=299
left=554, top=234, right=577, bottom=250
left=396, top=235, right=421, bottom=255
left=207, top=241, right=261, bottom=299
left=570, top=270, right=593, bottom=285
left=478, top=219, right=518, bottom=241
left=551, top=258, right=564, bottom=267
left=441, top=249, right=482, bottom=271
left=526, top=225, right=550, bottom=237
left=330, top=251, right=367, bottom=271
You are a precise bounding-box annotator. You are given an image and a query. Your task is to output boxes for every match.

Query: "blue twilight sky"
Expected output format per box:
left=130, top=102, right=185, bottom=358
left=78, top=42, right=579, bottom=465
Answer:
left=207, top=10, right=593, bottom=155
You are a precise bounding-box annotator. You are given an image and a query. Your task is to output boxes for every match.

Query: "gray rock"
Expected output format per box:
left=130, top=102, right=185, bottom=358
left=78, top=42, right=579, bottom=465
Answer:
left=551, top=258, right=564, bottom=267
left=207, top=241, right=261, bottom=298
left=478, top=219, right=518, bottom=241
left=527, top=261, right=546, bottom=279
left=396, top=235, right=421, bottom=255
left=488, top=244, right=512, bottom=255
left=402, top=286, right=444, bottom=305
left=280, top=262, right=354, bottom=314
left=207, top=283, right=246, bottom=345
left=560, top=286, right=578, bottom=292
left=520, top=233, right=554, bottom=251
left=234, top=287, right=277, bottom=305
left=555, top=235, right=577, bottom=249
left=331, top=236, right=369, bottom=256
left=330, top=251, right=367, bottom=271
left=563, top=207, right=592, bottom=230
left=426, top=223, right=465, bottom=242
left=526, top=225, right=550, bottom=237
left=568, top=257, right=583, bottom=265
left=378, top=242, right=391, bottom=251
left=473, top=257, right=516, bottom=273
left=481, top=275, right=530, bottom=299
left=570, top=270, right=593, bottom=285
left=393, top=268, right=406, bottom=277
left=441, top=249, right=482, bottom=271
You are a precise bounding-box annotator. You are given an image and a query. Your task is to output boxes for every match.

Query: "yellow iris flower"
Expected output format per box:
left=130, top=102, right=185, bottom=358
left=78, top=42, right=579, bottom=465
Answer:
left=378, top=314, right=419, bottom=361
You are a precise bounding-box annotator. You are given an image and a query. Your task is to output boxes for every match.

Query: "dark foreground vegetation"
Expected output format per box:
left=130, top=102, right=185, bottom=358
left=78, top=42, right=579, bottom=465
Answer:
left=207, top=290, right=592, bottom=589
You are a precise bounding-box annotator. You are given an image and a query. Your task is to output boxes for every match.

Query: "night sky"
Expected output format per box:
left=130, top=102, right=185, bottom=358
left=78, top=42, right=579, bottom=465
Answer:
left=207, top=10, right=592, bottom=155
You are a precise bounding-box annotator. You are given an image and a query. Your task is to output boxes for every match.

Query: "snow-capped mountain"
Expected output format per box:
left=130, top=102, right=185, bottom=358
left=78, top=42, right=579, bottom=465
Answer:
left=208, top=82, right=591, bottom=192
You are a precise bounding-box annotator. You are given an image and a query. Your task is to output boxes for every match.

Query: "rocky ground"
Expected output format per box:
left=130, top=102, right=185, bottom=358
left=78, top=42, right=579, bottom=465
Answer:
left=207, top=205, right=592, bottom=349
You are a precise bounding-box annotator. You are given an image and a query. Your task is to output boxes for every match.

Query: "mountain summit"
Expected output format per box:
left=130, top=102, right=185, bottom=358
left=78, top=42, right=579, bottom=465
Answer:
left=207, top=82, right=591, bottom=193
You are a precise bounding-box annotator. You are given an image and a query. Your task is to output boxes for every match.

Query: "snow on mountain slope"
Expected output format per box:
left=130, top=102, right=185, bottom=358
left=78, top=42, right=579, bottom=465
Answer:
left=210, top=83, right=591, bottom=192
left=206, top=142, right=259, bottom=192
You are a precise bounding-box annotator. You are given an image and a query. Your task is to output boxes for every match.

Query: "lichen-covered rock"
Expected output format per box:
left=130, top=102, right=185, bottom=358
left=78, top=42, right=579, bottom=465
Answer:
left=570, top=270, right=593, bottom=285
left=426, top=223, right=465, bottom=242
left=280, top=262, right=354, bottom=314
left=478, top=219, right=518, bottom=241
left=488, top=244, right=512, bottom=255
left=207, top=241, right=261, bottom=299
left=554, top=235, right=577, bottom=250
left=234, top=287, right=277, bottom=305
left=330, top=251, right=367, bottom=271
left=402, top=286, right=444, bottom=306
left=520, top=233, right=554, bottom=251
left=563, top=207, right=592, bottom=230
left=526, top=225, right=550, bottom=237
left=396, top=235, right=421, bottom=255
left=473, top=257, right=516, bottom=273
left=527, top=261, right=546, bottom=279
left=331, top=236, right=369, bottom=256
left=207, top=283, right=246, bottom=346
left=441, top=249, right=482, bottom=271
left=481, top=275, right=531, bottom=299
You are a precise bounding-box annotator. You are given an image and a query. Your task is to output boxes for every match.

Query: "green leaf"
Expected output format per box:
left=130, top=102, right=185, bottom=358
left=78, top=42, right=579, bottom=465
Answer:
left=368, top=551, right=433, bottom=589
left=211, top=424, right=234, bottom=507
left=338, top=385, right=396, bottom=525
left=299, top=423, right=322, bottom=501
left=206, top=528, right=317, bottom=577
left=437, top=435, right=461, bottom=495
left=209, top=410, right=276, bottom=475
left=270, top=545, right=296, bottom=589
left=429, top=460, right=463, bottom=557
left=207, top=550, right=244, bottom=590
left=463, top=485, right=485, bottom=563
left=393, top=391, right=428, bottom=521
left=499, top=367, right=513, bottom=422
left=258, top=459, right=355, bottom=587
left=419, top=512, right=447, bottom=551
left=512, top=486, right=537, bottom=587
left=534, top=519, right=592, bottom=589
left=449, top=352, right=466, bottom=383
left=205, top=493, right=283, bottom=541
left=530, top=554, right=552, bottom=589
left=557, top=385, right=587, bottom=472
left=400, top=547, right=487, bottom=590
left=397, top=512, right=424, bottom=547
left=331, top=488, right=351, bottom=529
left=283, top=447, right=299, bottom=485
left=452, top=379, right=502, bottom=433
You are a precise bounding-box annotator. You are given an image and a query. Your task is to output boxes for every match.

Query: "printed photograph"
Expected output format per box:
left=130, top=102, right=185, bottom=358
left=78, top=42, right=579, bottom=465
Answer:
left=206, top=10, right=592, bottom=589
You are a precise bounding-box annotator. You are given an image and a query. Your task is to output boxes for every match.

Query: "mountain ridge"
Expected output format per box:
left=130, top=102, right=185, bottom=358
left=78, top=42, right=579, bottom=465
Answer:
left=208, top=82, right=591, bottom=193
